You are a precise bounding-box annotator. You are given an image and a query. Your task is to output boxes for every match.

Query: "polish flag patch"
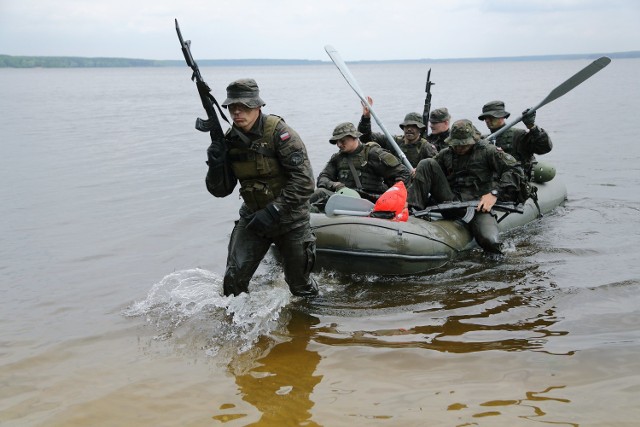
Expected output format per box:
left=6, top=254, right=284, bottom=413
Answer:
left=280, top=132, right=291, bottom=141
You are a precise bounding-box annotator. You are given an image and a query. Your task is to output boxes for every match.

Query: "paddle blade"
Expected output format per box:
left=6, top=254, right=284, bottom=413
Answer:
left=324, top=45, right=414, bottom=172
left=486, top=56, right=611, bottom=142
left=538, top=56, right=611, bottom=109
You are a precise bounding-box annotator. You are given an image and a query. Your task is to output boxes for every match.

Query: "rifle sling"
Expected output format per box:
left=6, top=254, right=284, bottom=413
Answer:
left=346, top=157, right=363, bottom=190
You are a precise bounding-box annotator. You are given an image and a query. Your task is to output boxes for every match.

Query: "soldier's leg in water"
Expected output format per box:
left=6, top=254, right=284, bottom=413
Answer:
left=470, top=212, right=502, bottom=254
left=407, top=158, right=455, bottom=209
left=223, top=218, right=272, bottom=296
left=275, top=225, right=318, bottom=297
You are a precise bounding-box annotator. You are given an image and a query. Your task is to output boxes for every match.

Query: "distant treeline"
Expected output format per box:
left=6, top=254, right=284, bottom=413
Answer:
left=0, top=55, right=325, bottom=68
left=1, top=51, right=638, bottom=68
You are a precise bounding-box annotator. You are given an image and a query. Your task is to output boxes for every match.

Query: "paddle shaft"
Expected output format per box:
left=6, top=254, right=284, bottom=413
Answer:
left=324, top=45, right=414, bottom=172
left=486, top=56, right=611, bottom=142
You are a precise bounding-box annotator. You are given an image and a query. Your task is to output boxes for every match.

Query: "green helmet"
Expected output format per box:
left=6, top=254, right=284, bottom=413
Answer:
left=532, top=161, right=556, bottom=183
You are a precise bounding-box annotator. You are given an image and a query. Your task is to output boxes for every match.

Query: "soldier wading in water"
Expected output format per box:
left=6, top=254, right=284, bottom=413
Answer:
left=205, top=78, right=318, bottom=297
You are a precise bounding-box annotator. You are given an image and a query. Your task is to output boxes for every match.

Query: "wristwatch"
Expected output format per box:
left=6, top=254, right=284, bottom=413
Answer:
left=490, top=189, right=499, bottom=197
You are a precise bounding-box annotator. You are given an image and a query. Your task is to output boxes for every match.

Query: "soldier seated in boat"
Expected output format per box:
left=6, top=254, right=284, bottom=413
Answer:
left=310, top=122, right=411, bottom=210
left=426, top=107, right=451, bottom=152
left=357, top=97, right=437, bottom=168
left=478, top=100, right=553, bottom=181
left=407, top=119, right=527, bottom=254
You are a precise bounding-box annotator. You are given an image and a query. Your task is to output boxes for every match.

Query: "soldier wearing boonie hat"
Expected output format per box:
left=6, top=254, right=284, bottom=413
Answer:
left=221, top=78, right=266, bottom=109
left=356, top=98, right=437, bottom=168
left=407, top=118, right=526, bottom=255
left=399, top=112, right=426, bottom=130
left=206, top=77, right=318, bottom=298
left=444, top=119, right=479, bottom=147
left=478, top=99, right=553, bottom=181
left=329, top=122, right=362, bottom=143
left=477, top=100, right=510, bottom=120
left=427, top=107, right=452, bottom=152
left=310, top=121, right=410, bottom=208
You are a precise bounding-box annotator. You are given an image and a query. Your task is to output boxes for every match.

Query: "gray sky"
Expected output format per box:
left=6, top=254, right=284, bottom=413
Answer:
left=1, top=0, right=638, bottom=61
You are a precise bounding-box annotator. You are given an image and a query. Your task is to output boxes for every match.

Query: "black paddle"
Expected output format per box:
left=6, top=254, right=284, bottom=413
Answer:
left=487, top=56, right=611, bottom=141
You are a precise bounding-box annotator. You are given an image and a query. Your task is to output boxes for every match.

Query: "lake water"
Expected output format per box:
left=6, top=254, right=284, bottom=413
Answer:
left=1, top=58, right=640, bottom=426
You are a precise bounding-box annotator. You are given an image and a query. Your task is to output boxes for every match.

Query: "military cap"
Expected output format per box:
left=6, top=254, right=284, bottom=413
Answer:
left=445, top=119, right=477, bottom=146
left=429, top=107, right=451, bottom=123
left=329, top=122, right=362, bottom=144
left=478, top=100, right=511, bottom=120
left=222, top=78, right=266, bottom=108
left=399, top=112, right=426, bottom=129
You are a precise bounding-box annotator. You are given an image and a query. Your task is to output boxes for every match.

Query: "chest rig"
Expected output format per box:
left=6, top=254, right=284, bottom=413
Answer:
left=441, top=144, right=494, bottom=196
left=335, top=142, right=386, bottom=194
left=227, top=115, right=287, bottom=211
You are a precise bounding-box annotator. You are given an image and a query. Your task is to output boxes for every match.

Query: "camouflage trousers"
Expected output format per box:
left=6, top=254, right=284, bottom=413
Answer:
left=408, top=158, right=502, bottom=254
left=223, top=217, right=318, bottom=297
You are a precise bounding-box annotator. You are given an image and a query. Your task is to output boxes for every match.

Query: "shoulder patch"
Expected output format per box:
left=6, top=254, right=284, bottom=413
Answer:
left=280, top=132, right=291, bottom=142
left=289, top=151, right=304, bottom=166
left=380, top=151, right=401, bottom=167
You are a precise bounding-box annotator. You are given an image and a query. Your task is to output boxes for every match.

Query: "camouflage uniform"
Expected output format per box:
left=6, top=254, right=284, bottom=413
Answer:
left=205, top=79, right=318, bottom=297
left=426, top=107, right=451, bottom=152
left=478, top=100, right=552, bottom=179
left=358, top=112, right=437, bottom=167
left=408, top=119, right=526, bottom=254
left=313, top=122, right=410, bottom=204
left=426, top=131, right=450, bottom=152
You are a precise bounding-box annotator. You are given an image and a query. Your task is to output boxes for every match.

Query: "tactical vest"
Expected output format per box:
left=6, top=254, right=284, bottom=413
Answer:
left=226, top=115, right=288, bottom=211
left=395, top=136, right=423, bottom=167
left=494, top=127, right=519, bottom=157
left=441, top=143, right=496, bottom=198
left=335, top=142, right=387, bottom=194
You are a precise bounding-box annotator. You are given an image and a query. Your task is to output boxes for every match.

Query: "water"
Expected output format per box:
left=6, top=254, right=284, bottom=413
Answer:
left=1, top=58, right=639, bottom=426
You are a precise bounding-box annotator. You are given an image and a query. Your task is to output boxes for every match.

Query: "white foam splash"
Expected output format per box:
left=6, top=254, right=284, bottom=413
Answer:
left=123, top=268, right=292, bottom=355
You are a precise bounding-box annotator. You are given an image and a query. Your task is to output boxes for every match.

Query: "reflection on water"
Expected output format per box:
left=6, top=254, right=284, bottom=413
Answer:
left=448, top=385, right=575, bottom=425
left=125, top=256, right=583, bottom=425
left=306, top=249, right=572, bottom=355
left=313, top=281, right=570, bottom=354
left=214, top=310, right=322, bottom=426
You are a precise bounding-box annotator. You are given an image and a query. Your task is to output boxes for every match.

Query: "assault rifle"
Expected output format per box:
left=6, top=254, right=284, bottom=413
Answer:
left=412, top=200, right=524, bottom=223
left=422, top=68, right=434, bottom=137
left=175, top=19, right=229, bottom=140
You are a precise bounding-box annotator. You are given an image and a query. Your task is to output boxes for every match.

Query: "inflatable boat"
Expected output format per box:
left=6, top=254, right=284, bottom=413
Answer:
left=310, top=178, right=567, bottom=276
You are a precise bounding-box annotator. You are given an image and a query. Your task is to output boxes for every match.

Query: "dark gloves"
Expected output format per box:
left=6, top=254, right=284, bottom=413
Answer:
left=522, top=108, right=536, bottom=129
left=332, top=182, right=346, bottom=192
left=247, top=203, right=281, bottom=236
left=206, top=140, right=226, bottom=165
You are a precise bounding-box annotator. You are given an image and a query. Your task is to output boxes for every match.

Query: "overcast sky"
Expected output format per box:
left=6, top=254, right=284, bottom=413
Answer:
left=1, top=0, right=638, bottom=61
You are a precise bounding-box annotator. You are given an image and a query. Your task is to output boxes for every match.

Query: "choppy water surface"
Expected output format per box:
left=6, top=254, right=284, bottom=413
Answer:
left=1, top=59, right=639, bottom=426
